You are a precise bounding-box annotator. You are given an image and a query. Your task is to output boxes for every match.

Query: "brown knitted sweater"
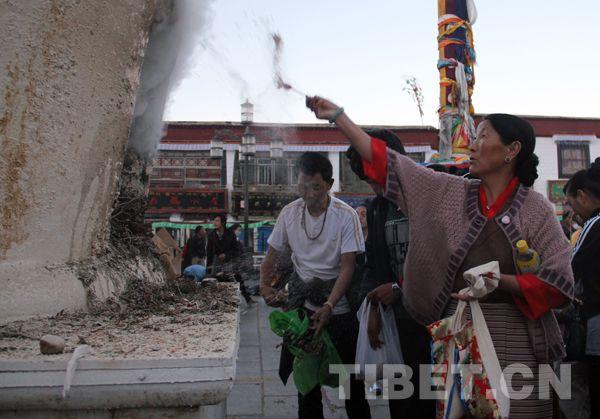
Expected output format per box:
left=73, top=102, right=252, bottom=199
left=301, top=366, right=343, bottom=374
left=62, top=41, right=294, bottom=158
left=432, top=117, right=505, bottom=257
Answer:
left=382, top=149, right=574, bottom=362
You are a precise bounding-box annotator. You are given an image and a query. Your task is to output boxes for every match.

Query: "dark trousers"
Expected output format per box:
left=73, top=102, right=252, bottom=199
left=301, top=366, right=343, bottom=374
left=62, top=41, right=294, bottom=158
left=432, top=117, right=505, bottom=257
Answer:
left=388, top=317, right=436, bottom=419
left=588, top=355, right=600, bottom=418
left=233, top=273, right=253, bottom=303
left=280, top=310, right=371, bottom=419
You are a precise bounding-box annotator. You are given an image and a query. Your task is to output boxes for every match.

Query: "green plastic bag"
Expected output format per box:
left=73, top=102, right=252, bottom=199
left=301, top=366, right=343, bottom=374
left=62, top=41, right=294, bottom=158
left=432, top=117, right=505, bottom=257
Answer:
left=269, top=308, right=309, bottom=338
left=269, top=309, right=349, bottom=395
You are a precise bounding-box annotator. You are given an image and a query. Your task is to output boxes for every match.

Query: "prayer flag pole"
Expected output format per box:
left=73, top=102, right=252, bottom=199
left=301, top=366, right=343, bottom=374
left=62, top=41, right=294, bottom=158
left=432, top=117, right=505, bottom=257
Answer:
left=435, top=0, right=477, bottom=161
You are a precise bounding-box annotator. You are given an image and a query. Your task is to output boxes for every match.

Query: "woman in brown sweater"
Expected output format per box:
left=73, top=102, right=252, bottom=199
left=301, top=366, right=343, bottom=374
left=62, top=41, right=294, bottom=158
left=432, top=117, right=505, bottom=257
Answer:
left=307, top=97, right=574, bottom=418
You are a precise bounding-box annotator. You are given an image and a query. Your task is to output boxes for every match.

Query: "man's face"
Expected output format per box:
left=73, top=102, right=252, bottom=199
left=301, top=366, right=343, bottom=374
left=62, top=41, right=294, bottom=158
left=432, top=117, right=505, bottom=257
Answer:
left=297, top=171, right=332, bottom=207
left=213, top=216, right=222, bottom=229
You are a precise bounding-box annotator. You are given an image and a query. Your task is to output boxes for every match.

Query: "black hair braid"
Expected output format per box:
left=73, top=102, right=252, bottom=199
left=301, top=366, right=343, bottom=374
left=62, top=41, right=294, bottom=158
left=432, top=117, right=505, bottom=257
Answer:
left=515, top=152, right=539, bottom=187
left=589, top=157, right=600, bottom=181
left=484, top=114, right=538, bottom=187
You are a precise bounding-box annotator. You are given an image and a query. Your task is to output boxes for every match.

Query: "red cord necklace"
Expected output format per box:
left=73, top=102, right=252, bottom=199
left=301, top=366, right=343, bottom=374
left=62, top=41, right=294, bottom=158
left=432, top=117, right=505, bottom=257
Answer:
left=479, top=177, right=519, bottom=218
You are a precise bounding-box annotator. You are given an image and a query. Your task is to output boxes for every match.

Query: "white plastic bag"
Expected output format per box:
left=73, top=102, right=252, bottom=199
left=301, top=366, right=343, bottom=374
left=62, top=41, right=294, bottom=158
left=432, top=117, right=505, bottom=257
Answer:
left=355, top=298, right=404, bottom=380
left=439, top=261, right=510, bottom=419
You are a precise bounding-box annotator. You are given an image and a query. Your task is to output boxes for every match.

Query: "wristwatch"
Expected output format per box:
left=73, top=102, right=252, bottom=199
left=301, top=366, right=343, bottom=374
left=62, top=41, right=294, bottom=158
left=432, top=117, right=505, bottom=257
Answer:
left=391, top=283, right=402, bottom=299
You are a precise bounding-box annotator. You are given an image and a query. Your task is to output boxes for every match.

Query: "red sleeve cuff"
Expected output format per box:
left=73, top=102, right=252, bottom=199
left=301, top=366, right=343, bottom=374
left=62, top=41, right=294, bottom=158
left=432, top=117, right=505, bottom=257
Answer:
left=513, top=274, right=568, bottom=320
left=361, top=138, right=388, bottom=186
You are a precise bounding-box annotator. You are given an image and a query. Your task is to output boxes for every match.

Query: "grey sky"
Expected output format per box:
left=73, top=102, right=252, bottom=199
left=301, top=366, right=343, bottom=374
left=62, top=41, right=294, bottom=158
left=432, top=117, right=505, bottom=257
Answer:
left=164, top=0, right=600, bottom=127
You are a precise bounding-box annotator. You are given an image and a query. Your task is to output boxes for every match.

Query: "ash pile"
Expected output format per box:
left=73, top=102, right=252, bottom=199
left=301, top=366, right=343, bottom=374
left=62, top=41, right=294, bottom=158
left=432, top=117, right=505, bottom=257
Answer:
left=0, top=148, right=239, bottom=360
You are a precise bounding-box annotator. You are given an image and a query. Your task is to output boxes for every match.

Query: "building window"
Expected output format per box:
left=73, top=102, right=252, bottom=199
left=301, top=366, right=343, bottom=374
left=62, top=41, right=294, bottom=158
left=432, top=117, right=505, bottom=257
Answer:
left=255, top=158, right=273, bottom=186
left=148, top=180, right=184, bottom=189
left=160, top=168, right=184, bottom=178
left=150, top=150, right=225, bottom=189
left=282, top=152, right=302, bottom=186
left=234, top=152, right=303, bottom=188
left=289, top=163, right=299, bottom=186
left=557, top=142, right=590, bottom=178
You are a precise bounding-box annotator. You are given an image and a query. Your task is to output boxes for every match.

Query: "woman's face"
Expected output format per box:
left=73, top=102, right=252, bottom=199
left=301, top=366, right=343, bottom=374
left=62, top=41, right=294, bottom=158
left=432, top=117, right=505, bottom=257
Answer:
left=469, top=120, right=513, bottom=178
left=566, top=190, right=593, bottom=221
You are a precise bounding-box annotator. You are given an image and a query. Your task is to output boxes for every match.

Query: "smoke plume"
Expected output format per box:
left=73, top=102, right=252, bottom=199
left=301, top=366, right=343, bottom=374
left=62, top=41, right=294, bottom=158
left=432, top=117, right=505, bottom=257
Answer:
left=127, top=0, right=215, bottom=159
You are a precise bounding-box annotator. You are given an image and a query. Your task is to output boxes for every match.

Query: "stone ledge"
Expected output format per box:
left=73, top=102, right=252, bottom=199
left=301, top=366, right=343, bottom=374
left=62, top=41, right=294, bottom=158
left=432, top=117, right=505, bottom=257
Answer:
left=0, top=294, right=241, bottom=413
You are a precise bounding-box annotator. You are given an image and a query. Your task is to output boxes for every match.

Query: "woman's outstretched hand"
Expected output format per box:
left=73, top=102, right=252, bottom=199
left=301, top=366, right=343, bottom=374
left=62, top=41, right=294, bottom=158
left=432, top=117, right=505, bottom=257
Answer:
left=306, top=96, right=339, bottom=121
left=306, top=95, right=373, bottom=161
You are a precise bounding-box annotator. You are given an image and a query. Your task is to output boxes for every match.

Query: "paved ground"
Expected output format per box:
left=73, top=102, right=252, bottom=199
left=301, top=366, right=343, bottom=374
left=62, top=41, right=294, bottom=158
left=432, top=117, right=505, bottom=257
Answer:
left=226, top=297, right=390, bottom=419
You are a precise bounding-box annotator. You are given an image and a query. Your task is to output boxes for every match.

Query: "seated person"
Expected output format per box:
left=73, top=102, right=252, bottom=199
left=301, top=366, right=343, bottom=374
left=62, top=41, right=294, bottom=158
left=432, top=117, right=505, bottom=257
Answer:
left=182, top=264, right=206, bottom=282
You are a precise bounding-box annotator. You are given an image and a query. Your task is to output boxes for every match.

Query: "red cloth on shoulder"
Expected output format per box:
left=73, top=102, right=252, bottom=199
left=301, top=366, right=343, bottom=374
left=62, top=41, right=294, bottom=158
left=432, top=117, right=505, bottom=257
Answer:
left=479, top=177, right=519, bottom=219
left=514, top=274, right=568, bottom=320
left=361, top=138, right=388, bottom=186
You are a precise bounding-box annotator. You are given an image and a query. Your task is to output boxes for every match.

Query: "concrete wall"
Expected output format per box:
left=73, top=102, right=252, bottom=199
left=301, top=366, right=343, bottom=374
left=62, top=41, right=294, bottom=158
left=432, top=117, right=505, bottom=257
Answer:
left=0, top=0, right=164, bottom=323
left=328, top=151, right=341, bottom=193
left=532, top=137, right=559, bottom=198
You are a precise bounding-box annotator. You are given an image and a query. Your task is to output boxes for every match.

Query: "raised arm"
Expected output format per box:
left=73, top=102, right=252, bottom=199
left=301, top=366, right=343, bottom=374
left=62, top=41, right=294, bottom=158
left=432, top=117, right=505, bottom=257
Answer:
left=306, top=96, right=372, bottom=161
left=307, top=95, right=468, bottom=219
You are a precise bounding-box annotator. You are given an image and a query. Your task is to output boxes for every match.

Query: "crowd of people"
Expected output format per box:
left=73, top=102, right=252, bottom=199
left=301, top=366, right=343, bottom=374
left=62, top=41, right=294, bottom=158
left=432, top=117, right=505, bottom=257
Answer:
left=254, top=96, right=600, bottom=419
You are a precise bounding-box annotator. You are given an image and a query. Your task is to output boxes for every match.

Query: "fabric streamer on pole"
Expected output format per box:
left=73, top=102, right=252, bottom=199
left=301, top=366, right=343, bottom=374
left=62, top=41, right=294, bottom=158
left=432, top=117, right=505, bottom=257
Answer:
left=434, top=0, right=477, bottom=160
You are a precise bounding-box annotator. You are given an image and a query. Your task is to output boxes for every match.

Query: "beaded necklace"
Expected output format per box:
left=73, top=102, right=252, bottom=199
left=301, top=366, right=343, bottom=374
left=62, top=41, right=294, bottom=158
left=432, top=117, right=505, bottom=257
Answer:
left=301, top=196, right=330, bottom=240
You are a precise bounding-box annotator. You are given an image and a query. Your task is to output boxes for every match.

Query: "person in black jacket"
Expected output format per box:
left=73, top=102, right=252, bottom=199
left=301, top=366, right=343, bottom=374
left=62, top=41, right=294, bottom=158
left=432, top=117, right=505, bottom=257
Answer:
left=181, top=226, right=207, bottom=269
left=565, top=157, right=600, bottom=417
left=207, top=216, right=254, bottom=304
left=347, top=129, right=435, bottom=418
left=206, top=214, right=239, bottom=272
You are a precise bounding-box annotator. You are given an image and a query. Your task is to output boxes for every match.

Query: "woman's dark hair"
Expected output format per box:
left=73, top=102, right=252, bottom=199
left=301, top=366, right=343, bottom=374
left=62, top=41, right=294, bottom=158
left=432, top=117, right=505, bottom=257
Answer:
left=564, top=157, right=600, bottom=199
left=484, top=114, right=539, bottom=187
left=346, top=129, right=405, bottom=180
left=214, top=214, right=227, bottom=224
left=297, top=152, right=333, bottom=183
left=231, top=223, right=242, bottom=231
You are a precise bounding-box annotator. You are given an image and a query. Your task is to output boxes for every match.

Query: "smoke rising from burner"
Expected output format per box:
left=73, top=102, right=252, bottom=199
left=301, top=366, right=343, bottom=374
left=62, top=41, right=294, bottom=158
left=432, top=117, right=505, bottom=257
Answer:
left=128, top=0, right=215, bottom=159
